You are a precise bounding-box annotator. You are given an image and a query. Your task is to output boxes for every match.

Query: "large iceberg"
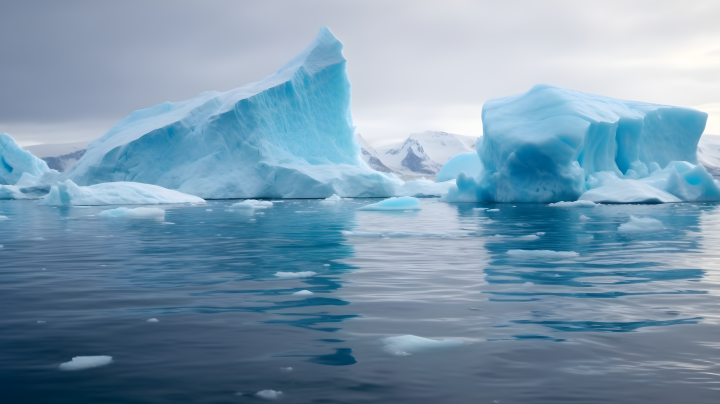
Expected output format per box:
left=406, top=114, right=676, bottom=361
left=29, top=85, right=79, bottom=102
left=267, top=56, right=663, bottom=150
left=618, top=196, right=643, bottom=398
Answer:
left=63, top=27, right=400, bottom=199
left=443, top=85, right=714, bottom=203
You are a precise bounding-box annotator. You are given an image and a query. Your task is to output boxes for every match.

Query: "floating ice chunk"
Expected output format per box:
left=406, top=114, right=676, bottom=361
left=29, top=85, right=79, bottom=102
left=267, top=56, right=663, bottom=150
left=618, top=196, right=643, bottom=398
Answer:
left=58, top=356, right=113, bottom=371
left=37, top=320, right=46, bottom=323
left=320, top=194, right=342, bottom=205
left=275, top=271, right=316, bottom=279
left=0, top=245, right=3, bottom=248
left=39, top=180, right=204, bottom=206
left=206, top=209, right=212, bottom=211
left=579, top=215, right=591, bottom=221
left=280, top=367, right=293, bottom=372
left=517, top=234, right=539, bottom=240
left=357, top=197, right=420, bottom=211
left=231, top=200, right=273, bottom=210
left=323, top=263, right=330, bottom=266
left=507, top=250, right=579, bottom=259
left=0, top=215, right=8, bottom=221
left=487, top=209, right=499, bottom=212
left=548, top=200, right=596, bottom=208
left=473, top=207, right=488, bottom=211
left=147, top=318, right=159, bottom=323
left=256, top=390, right=283, bottom=400
left=99, top=207, right=165, bottom=220
left=381, top=335, right=464, bottom=356
left=292, top=290, right=314, bottom=295
left=618, top=216, right=664, bottom=232
left=579, top=179, right=681, bottom=204
left=523, top=282, right=534, bottom=286
left=295, top=211, right=318, bottom=213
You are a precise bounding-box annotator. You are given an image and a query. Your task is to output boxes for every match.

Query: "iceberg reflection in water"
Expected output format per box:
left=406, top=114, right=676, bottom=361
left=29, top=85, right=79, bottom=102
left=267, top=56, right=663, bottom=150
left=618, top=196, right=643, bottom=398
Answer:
left=1, top=198, right=719, bottom=403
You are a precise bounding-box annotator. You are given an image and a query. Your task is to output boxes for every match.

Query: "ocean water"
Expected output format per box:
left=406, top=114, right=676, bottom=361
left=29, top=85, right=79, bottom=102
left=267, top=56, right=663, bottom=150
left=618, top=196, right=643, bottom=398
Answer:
left=1, top=198, right=719, bottom=403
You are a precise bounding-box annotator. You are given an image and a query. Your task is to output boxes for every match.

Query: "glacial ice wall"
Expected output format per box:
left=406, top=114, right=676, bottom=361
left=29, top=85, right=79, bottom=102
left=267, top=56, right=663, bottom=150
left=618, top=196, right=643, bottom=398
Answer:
left=64, top=27, right=400, bottom=199
left=444, top=85, right=711, bottom=203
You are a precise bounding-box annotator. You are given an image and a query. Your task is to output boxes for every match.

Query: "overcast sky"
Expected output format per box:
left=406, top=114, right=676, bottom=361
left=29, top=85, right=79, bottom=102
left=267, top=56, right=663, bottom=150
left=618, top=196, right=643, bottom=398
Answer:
left=1, top=0, right=719, bottom=147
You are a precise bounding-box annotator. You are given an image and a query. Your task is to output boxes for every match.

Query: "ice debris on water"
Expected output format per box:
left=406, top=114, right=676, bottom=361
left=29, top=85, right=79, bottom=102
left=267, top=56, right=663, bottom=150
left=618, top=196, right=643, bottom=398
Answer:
left=275, top=271, right=316, bottom=279
left=99, top=207, right=165, bottom=220
left=487, top=209, right=499, bottom=212
left=292, top=290, right=314, bottom=295
left=357, top=196, right=421, bottom=211
left=206, top=209, right=212, bottom=211
left=255, top=390, right=283, bottom=400
left=231, top=200, right=273, bottom=210
left=0, top=215, right=8, bottom=221
left=147, top=318, right=159, bottom=323
left=548, top=200, right=596, bottom=208
left=618, top=216, right=664, bottom=232
left=58, top=356, right=113, bottom=371
left=507, top=250, right=579, bottom=259
left=320, top=194, right=343, bottom=205
left=579, top=215, right=591, bottom=221
left=280, top=367, right=293, bottom=372
left=382, top=335, right=464, bottom=356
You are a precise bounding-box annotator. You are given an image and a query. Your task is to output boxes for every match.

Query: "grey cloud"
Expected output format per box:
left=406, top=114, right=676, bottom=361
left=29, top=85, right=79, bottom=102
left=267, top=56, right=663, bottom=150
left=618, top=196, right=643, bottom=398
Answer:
left=1, top=0, right=719, bottom=145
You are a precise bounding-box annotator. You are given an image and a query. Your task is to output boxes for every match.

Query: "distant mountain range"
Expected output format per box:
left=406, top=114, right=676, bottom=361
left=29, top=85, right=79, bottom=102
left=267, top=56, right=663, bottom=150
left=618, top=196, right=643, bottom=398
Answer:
left=23, top=141, right=90, bottom=172
left=357, top=131, right=478, bottom=180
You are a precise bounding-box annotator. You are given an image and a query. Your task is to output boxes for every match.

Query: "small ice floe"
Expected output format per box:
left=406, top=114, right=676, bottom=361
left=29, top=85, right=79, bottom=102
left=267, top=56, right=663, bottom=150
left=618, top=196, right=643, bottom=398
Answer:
left=37, top=320, right=46, bottom=324
left=357, top=197, right=420, bottom=211
left=147, top=318, right=159, bottom=323
left=320, top=194, right=343, bottom=205
left=548, top=200, right=597, bottom=208
left=255, top=390, right=283, bottom=400
left=0, top=215, right=8, bottom=221
left=206, top=209, right=213, bottom=212
left=491, top=233, right=541, bottom=241
left=31, top=237, right=46, bottom=241
left=323, top=264, right=330, bottom=266
left=295, top=211, right=318, bottom=213
left=231, top=200, right=273, bottom=210
left=0, top=245, right=3, bottom=248
left=473, top=208, right=488, bottom=211
left=280, top=367, right=293, bottom=372
left=292, top=290, right=314, bottom=295
left=487, top=209, right=499, bottom=212
left=99, top=207, right=165, bottom=220
left=58, top=356, right=113, bottom=371
left=382, top=335, right=464, bottom=356
left=275, top=271, right=316, bottom=279
left=618, top=216, right=663, bottom=232
left=507, top=250, right=579, bottom=259
left=579, top=215, right=591, bottom=221
left=523, top=282, right=534, bottom=287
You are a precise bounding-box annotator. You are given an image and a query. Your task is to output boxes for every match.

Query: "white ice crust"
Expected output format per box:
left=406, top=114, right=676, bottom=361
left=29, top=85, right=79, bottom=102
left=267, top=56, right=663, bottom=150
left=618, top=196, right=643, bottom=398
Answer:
left=39, top=180, right=204, bottom=206
left=442, top=85, right=716, bottom=203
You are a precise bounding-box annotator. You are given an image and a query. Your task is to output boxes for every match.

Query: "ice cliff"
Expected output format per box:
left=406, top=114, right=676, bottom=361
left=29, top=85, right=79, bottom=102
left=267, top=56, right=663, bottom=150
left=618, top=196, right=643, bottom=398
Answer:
left=63, top=27, right=400, bottom=199
left=443, top=85, right=714, bottom=203
left=0, top=133, right=59, bottom=199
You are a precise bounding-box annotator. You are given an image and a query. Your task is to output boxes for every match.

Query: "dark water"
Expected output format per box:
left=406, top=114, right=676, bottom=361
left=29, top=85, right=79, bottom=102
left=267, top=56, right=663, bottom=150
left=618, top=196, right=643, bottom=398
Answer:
left=1, top=198, right=719, bottom=403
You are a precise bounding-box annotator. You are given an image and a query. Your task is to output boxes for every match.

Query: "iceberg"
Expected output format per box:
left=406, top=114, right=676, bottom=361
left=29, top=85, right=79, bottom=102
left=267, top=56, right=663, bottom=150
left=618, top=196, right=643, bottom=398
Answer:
left=63, top=27, right=400, bottom=199
left=58, top=355, right=113, bottom=371
left=357, top=196, right=421, bottom=211
left=0, top=133, right=59, bottom=199
left=442, top=85, right=713, bottom=203
left=39, top=180, right=204, bottom=206
left=436, top=152, right=482, bottom=183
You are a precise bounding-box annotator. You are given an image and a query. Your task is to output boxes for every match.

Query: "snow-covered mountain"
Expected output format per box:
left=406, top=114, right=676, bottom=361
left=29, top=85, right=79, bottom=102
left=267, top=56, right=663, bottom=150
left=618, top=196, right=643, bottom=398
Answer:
left=356, top=134, right=394, bottom=173
left=367, top=131, right=477, bottom=180
left=23, top=141, right=90, bottom=172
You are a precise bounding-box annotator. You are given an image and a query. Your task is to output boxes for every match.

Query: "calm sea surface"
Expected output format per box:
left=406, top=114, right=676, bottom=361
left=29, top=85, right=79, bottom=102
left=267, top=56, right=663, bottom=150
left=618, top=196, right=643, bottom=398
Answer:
left=1, top=198, right=719, bottom=403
